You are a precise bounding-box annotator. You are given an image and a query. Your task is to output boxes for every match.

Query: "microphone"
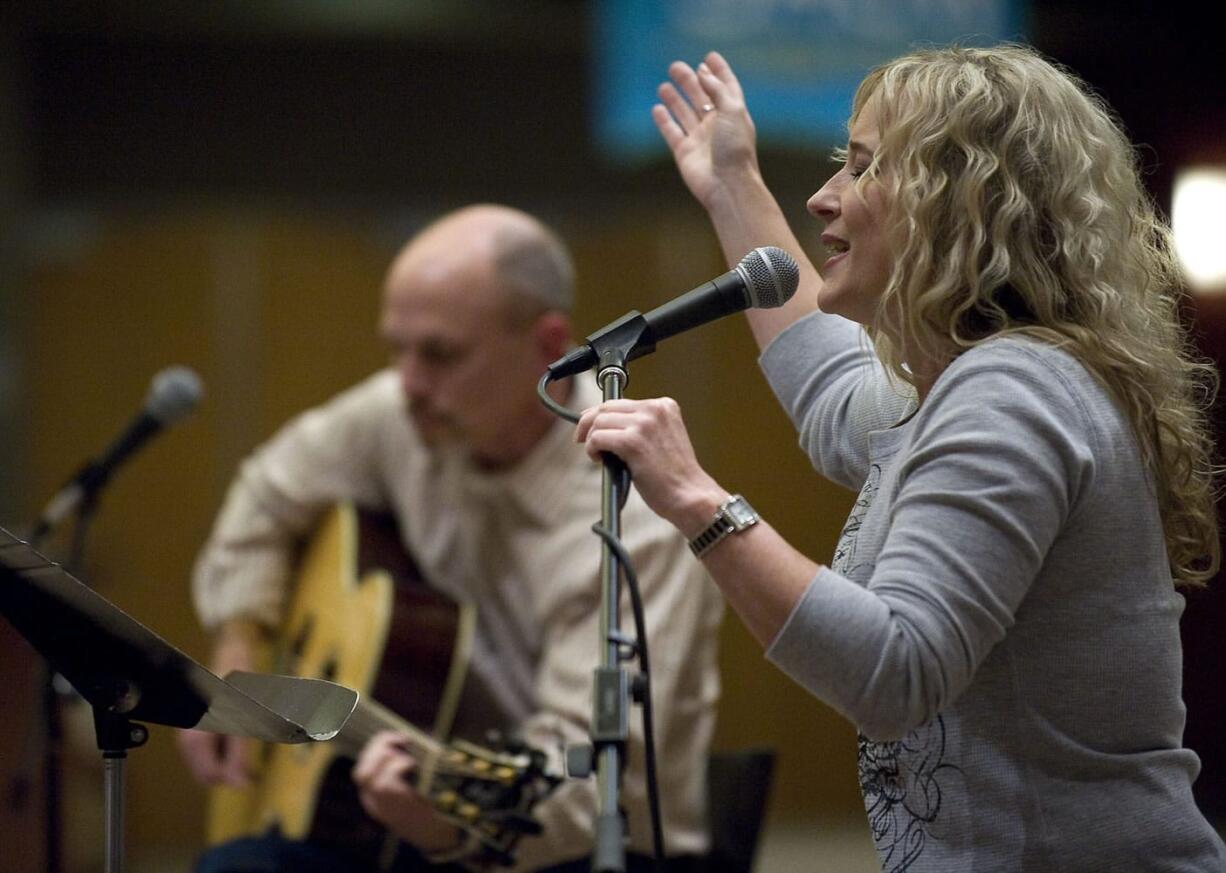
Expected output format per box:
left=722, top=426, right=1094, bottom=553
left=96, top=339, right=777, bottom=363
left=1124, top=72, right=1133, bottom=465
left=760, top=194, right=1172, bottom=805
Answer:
left=30, top=366, right=204, bottom=542
left=547, top=246, right=799, bottom=379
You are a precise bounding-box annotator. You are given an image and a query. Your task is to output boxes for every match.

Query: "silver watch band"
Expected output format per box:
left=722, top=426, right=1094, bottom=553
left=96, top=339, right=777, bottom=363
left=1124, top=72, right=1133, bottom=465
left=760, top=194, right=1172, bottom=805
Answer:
left=688, top=494, right=759, bottom=558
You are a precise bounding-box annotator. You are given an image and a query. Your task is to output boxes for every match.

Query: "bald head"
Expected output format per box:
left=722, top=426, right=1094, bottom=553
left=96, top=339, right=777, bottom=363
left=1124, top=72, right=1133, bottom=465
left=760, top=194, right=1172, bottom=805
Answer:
left=378, top=205, right=575, bottom=468
left=385, top=204, right=574, bottom=325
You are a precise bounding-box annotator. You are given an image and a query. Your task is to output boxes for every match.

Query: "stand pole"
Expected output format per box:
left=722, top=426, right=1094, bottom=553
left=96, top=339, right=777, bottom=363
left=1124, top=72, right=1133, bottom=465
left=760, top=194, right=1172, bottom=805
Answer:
left=28, top=493, right=98, bottom=873
left=92, top=705, right=148, bottom=873
left=42, top=672, right=64, bottom=873
left=103, top=754, right=125, bottom=873
left=591, top=362, right=631, bottom=873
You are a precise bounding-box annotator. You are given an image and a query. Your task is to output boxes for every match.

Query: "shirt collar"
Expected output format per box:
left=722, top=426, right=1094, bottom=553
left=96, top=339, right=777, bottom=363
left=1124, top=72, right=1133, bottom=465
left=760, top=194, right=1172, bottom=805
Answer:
left=455, top=372, right=602, bottom=527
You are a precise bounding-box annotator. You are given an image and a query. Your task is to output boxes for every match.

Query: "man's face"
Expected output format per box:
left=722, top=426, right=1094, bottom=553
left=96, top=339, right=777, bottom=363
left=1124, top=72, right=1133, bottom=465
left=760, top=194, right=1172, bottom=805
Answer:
left=379, top=251, right=544, bottom=467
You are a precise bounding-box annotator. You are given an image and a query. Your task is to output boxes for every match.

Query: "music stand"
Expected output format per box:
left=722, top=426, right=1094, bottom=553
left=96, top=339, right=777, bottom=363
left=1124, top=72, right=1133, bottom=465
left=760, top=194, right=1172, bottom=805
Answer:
left=0, top=526, right=359, bottom=873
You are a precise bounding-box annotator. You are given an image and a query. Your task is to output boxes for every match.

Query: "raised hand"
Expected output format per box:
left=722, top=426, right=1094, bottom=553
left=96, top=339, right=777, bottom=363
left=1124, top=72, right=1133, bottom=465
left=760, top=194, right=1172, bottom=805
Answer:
left=652, top=51, right=760, bottom=210
left=655, top=50, right=825, bottom=348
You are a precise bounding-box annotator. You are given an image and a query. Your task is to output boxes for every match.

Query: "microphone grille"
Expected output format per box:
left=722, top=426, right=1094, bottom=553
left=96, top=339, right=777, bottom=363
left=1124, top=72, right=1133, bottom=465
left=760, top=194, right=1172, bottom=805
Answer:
left=146, top=366, right=204, bottom=424
left=738, top=246, right=800, bottom=309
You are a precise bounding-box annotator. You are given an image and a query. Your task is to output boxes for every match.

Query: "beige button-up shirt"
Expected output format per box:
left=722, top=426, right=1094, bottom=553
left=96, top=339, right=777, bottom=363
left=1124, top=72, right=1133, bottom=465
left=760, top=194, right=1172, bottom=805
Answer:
left=192, top=369, right=723, bottom=869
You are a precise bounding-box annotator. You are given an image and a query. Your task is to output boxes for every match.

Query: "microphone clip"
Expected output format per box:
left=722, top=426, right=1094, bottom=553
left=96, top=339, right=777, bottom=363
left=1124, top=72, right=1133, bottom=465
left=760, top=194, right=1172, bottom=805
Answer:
left=547, top=311, right=657, bottom=386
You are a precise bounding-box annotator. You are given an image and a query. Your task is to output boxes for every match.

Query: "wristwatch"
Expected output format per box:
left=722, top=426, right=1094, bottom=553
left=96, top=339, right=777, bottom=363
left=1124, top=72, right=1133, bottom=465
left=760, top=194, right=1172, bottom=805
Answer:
left=688, top=494, right=760, bottom=558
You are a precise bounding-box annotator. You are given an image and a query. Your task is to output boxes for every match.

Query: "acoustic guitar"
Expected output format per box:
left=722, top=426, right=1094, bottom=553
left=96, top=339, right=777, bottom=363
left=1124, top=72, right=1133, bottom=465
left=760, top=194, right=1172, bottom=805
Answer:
left=206, top=503, right=557, bottom=868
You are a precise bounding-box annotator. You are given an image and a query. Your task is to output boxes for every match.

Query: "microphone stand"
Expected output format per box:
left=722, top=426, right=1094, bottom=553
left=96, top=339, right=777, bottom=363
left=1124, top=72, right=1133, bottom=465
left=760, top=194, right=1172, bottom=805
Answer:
left=539, top=249, right=797, bottom=871
left=590, top=355, right=633, bottom=873
left=28, top=488, right=100, bottom=873
left=545, top=315, right=663, bottom=873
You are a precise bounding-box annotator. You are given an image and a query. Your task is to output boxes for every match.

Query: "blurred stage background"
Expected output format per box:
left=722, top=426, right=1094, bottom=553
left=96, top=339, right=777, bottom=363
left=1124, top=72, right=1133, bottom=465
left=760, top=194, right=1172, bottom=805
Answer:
left=1, top=2, right=1224, bottom=871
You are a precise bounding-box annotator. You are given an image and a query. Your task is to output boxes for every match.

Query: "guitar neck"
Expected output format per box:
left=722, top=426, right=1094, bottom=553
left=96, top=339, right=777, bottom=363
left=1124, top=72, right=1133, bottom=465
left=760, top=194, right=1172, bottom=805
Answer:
left=334, top=695, right=534, bottom=808
left=334, top=695, right=443, bottom=762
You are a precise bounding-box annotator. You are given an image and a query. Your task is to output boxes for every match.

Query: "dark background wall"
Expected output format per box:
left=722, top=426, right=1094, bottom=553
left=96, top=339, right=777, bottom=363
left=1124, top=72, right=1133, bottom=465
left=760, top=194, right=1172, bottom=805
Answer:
left=1, top=3, right=1223, bottom=871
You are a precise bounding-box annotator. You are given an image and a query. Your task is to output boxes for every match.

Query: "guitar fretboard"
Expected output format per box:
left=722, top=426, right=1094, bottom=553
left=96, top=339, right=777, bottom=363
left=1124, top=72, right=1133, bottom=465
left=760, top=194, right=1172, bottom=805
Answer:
left=333, top=696, right=528, bottom=795
left=334, top=695, right=446, bottom=784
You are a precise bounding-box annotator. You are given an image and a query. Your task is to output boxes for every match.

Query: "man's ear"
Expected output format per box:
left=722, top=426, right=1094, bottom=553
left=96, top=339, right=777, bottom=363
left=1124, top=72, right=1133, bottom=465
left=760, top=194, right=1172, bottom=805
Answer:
left=532, top=311, right=573, bottom=364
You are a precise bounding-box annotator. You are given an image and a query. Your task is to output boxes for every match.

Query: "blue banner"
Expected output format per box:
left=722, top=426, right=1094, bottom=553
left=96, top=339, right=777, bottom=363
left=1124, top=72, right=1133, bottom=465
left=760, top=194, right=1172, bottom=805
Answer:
left=592, top=0, right=1027, bottom=162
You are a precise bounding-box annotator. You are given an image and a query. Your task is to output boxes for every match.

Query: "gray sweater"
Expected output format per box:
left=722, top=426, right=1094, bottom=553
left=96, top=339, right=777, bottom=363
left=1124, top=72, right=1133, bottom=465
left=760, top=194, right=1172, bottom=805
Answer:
left=759, top=311, right=1225, bottom=872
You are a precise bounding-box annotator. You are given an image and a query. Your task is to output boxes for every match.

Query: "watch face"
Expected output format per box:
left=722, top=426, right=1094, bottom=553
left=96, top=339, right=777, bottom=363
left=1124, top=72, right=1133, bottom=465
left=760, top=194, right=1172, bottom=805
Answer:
left=725, top=497, right=758, bottom=528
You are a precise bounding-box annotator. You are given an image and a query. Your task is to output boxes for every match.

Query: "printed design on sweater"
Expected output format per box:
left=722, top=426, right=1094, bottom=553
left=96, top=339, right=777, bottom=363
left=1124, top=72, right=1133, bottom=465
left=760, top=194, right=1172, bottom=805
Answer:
left=858, top=716, right=957, bottom=872
left=833, top=463, right=881, bottom=577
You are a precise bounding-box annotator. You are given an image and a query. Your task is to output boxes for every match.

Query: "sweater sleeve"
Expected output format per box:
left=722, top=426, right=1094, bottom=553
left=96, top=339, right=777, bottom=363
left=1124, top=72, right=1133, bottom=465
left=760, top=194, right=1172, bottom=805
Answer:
left=191, top=372, right=395, bottom=630
left=766, top=345, right=1099, bottom=739
left=759, top=310, right=916, bottom=489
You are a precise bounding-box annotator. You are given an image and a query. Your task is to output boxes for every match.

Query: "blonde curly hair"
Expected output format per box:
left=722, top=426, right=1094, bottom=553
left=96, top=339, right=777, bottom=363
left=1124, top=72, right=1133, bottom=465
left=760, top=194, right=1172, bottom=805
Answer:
left=852, top=43, right=1219, bottom=587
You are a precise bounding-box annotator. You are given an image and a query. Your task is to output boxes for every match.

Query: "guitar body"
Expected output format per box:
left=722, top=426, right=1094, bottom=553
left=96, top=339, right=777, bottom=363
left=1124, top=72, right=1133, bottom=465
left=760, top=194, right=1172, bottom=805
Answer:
left=207, top=503, right=472, bottom=856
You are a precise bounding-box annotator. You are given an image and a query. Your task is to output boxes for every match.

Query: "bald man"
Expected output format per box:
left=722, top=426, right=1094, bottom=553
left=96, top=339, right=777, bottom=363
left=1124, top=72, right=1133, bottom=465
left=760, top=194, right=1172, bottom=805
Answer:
left=177, top=205, right=723, bottom=873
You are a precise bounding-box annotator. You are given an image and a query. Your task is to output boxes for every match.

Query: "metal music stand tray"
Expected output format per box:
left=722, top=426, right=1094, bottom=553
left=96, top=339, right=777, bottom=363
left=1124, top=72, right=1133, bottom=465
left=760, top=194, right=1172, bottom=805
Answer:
left=0, top=526, right=358, bottom=873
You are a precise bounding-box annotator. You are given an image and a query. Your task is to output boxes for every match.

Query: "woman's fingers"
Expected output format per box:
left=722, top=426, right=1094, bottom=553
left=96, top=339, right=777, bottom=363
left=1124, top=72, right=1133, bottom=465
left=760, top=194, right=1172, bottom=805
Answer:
left=577, top=399, right=684, bottom=462
left=701, top=51, right=743, bottom=102
left=669, top=60, right=714, bottom=120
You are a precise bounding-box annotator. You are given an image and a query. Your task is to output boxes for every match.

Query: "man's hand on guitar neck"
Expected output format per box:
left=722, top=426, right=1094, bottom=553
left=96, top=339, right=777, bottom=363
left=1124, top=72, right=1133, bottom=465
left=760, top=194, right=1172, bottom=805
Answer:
left=175, top=618, right=266, bottom=787
left=353, top=731, right=469, bottom=857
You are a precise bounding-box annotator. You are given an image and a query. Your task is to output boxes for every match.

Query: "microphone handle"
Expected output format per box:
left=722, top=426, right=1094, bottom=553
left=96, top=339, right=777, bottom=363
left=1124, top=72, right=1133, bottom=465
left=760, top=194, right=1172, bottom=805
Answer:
left=642, top=269, right=749, bottom=342
left=545, top=262, right=754, bottom=381
left=28, top=413, right=162, bottom=544
left=89, top=412, right=162, bottom=488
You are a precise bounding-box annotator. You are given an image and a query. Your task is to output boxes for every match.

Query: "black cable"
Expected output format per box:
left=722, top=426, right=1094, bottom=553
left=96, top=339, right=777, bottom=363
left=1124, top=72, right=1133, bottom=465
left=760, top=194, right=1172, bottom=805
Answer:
left=591, top=523, right=666, bottom=871
left=537, top=371, right=579, bottom=424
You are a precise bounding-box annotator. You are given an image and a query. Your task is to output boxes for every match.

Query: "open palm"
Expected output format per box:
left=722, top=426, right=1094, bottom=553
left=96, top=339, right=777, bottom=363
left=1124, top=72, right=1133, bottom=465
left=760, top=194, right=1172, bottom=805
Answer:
left=652, top=52, right=760, bottom=210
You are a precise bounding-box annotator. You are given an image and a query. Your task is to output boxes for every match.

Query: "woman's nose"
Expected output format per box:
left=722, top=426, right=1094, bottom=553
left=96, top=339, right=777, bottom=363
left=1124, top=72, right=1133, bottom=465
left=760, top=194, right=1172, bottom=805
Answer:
left=807, top=179, right=840, bottom=221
